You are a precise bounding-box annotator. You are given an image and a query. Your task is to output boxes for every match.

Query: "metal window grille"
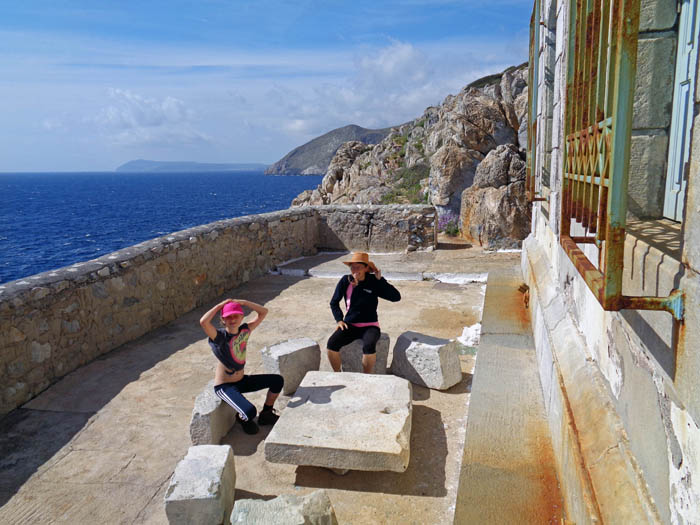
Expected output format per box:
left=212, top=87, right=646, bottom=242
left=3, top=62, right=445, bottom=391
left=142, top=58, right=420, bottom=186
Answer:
left=557, top=0, right=683, bottom=320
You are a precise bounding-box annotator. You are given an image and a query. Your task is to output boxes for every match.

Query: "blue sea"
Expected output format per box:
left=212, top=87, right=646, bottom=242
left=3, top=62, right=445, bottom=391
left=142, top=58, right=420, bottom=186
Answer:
left=0, top=171, right=323, bottom=285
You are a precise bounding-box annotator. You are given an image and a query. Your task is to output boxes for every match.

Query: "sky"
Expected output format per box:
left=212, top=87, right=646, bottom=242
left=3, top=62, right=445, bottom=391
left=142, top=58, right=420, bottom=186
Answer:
left=0, top=1, right=531, bottom=172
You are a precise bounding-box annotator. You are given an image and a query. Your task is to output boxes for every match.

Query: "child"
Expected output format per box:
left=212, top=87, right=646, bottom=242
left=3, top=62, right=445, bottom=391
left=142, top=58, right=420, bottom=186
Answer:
left=200, top=298, right=283, bottom=435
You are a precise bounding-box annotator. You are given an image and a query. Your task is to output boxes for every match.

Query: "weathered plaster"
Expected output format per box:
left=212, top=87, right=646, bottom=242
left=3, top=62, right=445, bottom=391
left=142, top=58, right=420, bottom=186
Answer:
left=609, top=315, right=672, bottom=522
left=669, top=403, right=700, bottom=524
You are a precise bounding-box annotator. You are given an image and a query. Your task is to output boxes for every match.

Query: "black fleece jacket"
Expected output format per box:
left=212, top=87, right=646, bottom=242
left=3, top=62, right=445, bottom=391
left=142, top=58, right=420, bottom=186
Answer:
left=330, top=273, right=401, bottom=324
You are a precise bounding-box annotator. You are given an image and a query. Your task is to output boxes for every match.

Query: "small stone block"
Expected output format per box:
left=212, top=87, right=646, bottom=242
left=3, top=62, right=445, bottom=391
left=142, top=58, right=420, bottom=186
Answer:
left=230, top=489, right=338, bottom=525
left=190, top=380, right=236, bottom=445
left=319, top=332, right=390, bottom=374
left=265, top=371, right=412, bottom=472
left=390, top=331, right=463, bottom=390
left=262, top=338, right=321, bottom=395
left=165, top=445, right=236, bottom=525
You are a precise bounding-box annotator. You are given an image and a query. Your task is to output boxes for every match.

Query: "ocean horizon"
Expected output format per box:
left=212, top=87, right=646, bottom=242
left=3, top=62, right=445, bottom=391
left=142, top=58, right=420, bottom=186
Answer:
left=0, top=170, right=323, bottom=285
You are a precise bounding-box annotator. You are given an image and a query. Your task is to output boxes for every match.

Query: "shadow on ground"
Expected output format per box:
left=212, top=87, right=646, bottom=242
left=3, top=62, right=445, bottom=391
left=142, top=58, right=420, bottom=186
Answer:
left=0, top=275, right=306, bottom=508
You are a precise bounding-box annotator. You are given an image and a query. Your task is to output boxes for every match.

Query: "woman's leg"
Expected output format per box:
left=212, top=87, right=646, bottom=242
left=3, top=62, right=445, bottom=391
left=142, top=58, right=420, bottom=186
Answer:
left=326, top=326, right=360, bottom=372
left=360, top=326, right=381, bottom=373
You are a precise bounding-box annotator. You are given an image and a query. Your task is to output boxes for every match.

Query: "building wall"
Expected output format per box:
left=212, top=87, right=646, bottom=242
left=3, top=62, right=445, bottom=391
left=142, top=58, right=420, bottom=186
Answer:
left=629, top=0, right=677, bottom=218
left=525, top=0, right=700, bottom=522
left=0, top=205, right=437, bottom=416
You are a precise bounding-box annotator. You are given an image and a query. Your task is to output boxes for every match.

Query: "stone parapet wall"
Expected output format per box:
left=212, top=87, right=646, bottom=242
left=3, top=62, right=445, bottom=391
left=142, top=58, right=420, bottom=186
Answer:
left=314, top=204, right=436, bottom=252
left=0, top=205, right=436, bottom=415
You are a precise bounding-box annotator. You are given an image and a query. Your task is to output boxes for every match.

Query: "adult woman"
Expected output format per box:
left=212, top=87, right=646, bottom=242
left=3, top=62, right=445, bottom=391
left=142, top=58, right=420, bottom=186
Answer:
left=199, top=298, right=283, bottom=435
left=327, top=252, right=401, bottom=373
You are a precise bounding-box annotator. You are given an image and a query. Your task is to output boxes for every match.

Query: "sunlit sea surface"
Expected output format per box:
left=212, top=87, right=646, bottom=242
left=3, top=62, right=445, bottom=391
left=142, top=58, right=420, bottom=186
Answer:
left=0, top=171, right=323, bottom=284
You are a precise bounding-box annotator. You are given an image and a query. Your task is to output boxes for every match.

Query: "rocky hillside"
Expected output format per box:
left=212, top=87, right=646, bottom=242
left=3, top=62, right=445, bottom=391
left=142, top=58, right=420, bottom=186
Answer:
left=292, top=63, right=530, bottom=249
left=265, top=124, right=392, bottom=175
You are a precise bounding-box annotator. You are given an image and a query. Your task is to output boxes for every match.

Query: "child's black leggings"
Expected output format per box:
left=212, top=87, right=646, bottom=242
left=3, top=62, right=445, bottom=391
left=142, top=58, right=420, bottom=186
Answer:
left=214, top=374, right=283, bottom=421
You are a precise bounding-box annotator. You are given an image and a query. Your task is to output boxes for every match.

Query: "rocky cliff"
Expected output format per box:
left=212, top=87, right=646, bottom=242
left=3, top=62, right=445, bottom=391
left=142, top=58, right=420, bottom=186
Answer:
left=292, top=63, right=530, bottom=249
left=265, top=124, right=392, bottom=175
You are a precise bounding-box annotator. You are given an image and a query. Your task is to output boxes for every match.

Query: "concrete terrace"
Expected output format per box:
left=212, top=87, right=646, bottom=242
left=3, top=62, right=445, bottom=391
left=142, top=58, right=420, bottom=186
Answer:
left=0, top=243, right=561, bottom=524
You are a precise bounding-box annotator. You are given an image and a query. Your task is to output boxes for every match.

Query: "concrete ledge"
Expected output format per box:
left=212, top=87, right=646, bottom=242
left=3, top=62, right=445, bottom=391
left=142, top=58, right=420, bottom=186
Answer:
left=164, top=445, right=236, bottom=525
left=265, top=371, right=412, bottom=472
left=189, top=380, right=236, bottom=446
left=454, top=266, right=562, bottom=524
left=522, top=234, right=662, bottom=523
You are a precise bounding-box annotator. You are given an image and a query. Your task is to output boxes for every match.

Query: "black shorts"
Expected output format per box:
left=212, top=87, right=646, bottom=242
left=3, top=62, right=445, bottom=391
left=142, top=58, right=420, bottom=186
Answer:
left=327, top=325, right=380, bottom=354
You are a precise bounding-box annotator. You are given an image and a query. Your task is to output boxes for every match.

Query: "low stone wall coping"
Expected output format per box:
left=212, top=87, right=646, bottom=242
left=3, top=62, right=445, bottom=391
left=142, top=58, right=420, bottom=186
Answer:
left=0, top=207, right=317, bottom=300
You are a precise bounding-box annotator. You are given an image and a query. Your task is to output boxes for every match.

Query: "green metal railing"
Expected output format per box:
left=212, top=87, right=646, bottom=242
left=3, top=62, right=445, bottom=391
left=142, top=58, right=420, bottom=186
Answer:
left=558, top=0, right=683, bottom=320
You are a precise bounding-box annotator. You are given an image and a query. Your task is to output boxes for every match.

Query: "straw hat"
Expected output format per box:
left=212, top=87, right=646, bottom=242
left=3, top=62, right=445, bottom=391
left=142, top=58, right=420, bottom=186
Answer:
left=343, top=252, right=378, bottom=273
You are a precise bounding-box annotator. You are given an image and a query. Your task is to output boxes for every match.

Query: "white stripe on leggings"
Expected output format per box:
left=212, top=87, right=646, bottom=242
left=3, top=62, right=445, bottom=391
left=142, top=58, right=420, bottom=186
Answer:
left=215, top=388, right=249, bottom=421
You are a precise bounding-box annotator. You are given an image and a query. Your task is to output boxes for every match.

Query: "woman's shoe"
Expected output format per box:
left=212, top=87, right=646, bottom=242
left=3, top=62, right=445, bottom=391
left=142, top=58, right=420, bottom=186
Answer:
left=237, top=414, right=259, bottom=435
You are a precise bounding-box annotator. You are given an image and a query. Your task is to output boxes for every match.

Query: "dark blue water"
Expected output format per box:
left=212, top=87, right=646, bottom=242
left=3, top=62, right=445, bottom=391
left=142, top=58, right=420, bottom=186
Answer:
left=0, top=171, right=322, bottom=284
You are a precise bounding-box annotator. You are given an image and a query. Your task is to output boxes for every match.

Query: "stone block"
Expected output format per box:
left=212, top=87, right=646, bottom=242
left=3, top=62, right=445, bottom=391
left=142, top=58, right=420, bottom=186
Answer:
left=633, top=35, right=676, bottom=130
left=389, top=331, right=463, bottom=390
left=261, top=338, right=321, bottom=395
left=639, top=0, right=676, bottom=31
left=164, top=445, right=236, bottom=525
left=230, top=489, right=338, bottom=525
left=627, top=132, right=668, bottom=218
left=319, top=332, right=389, bottom=374
left=190, top=380, right=236, bottom=446
left=265, top=371, right=412, bottom=472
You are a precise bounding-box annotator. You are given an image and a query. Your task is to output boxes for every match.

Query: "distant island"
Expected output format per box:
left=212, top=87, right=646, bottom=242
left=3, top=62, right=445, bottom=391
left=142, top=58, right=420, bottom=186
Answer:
left=116, top=160, right=268, bottom=173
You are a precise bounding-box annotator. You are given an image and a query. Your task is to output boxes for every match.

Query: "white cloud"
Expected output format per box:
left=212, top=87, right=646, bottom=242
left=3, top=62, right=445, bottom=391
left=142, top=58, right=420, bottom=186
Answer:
left=0, top=26, right=528, bottom=169
left=255, top=39, right=519, bottom=144
left=42, top=118, right=64, bottom=131
left=91, top=88, right=210, bottom=147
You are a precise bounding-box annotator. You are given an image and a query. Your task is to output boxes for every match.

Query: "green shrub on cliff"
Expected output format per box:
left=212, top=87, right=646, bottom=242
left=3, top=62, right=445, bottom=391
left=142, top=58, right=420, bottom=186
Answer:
left=381, top=164, right=430, bottom=204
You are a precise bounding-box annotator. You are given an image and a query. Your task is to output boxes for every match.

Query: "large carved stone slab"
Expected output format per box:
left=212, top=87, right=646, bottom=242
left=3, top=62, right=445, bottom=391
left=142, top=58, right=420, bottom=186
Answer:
left=189, top=380, right=236, bottom=445
left=390, top=331, right=463, bottom=390
left=230, top=489, right=338, bottom=525
left=319, top=332, right=389, bottom=374
left=265, top=371, right=412, bottom=472
left=164, top=445, right=236, bottom=525
left=261, top=338, right=321, bottom=395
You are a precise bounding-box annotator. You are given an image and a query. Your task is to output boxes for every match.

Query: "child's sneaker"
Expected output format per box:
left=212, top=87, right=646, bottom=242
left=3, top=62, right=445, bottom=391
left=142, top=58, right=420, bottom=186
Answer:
left=258, top=408, right=280, bottom=426
left=237, top=414, right=259, bottom=435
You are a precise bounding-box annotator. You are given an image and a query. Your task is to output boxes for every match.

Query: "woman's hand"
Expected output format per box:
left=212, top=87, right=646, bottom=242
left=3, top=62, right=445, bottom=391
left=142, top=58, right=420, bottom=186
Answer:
left=337, top=320, right=348, bottom=330
left=374, top=268, right=382, bottom=280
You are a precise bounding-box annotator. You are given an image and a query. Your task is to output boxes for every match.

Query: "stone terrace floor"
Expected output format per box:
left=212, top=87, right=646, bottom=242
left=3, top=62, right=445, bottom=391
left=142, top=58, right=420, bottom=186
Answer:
left=0, top=241, right=522, bottom=524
